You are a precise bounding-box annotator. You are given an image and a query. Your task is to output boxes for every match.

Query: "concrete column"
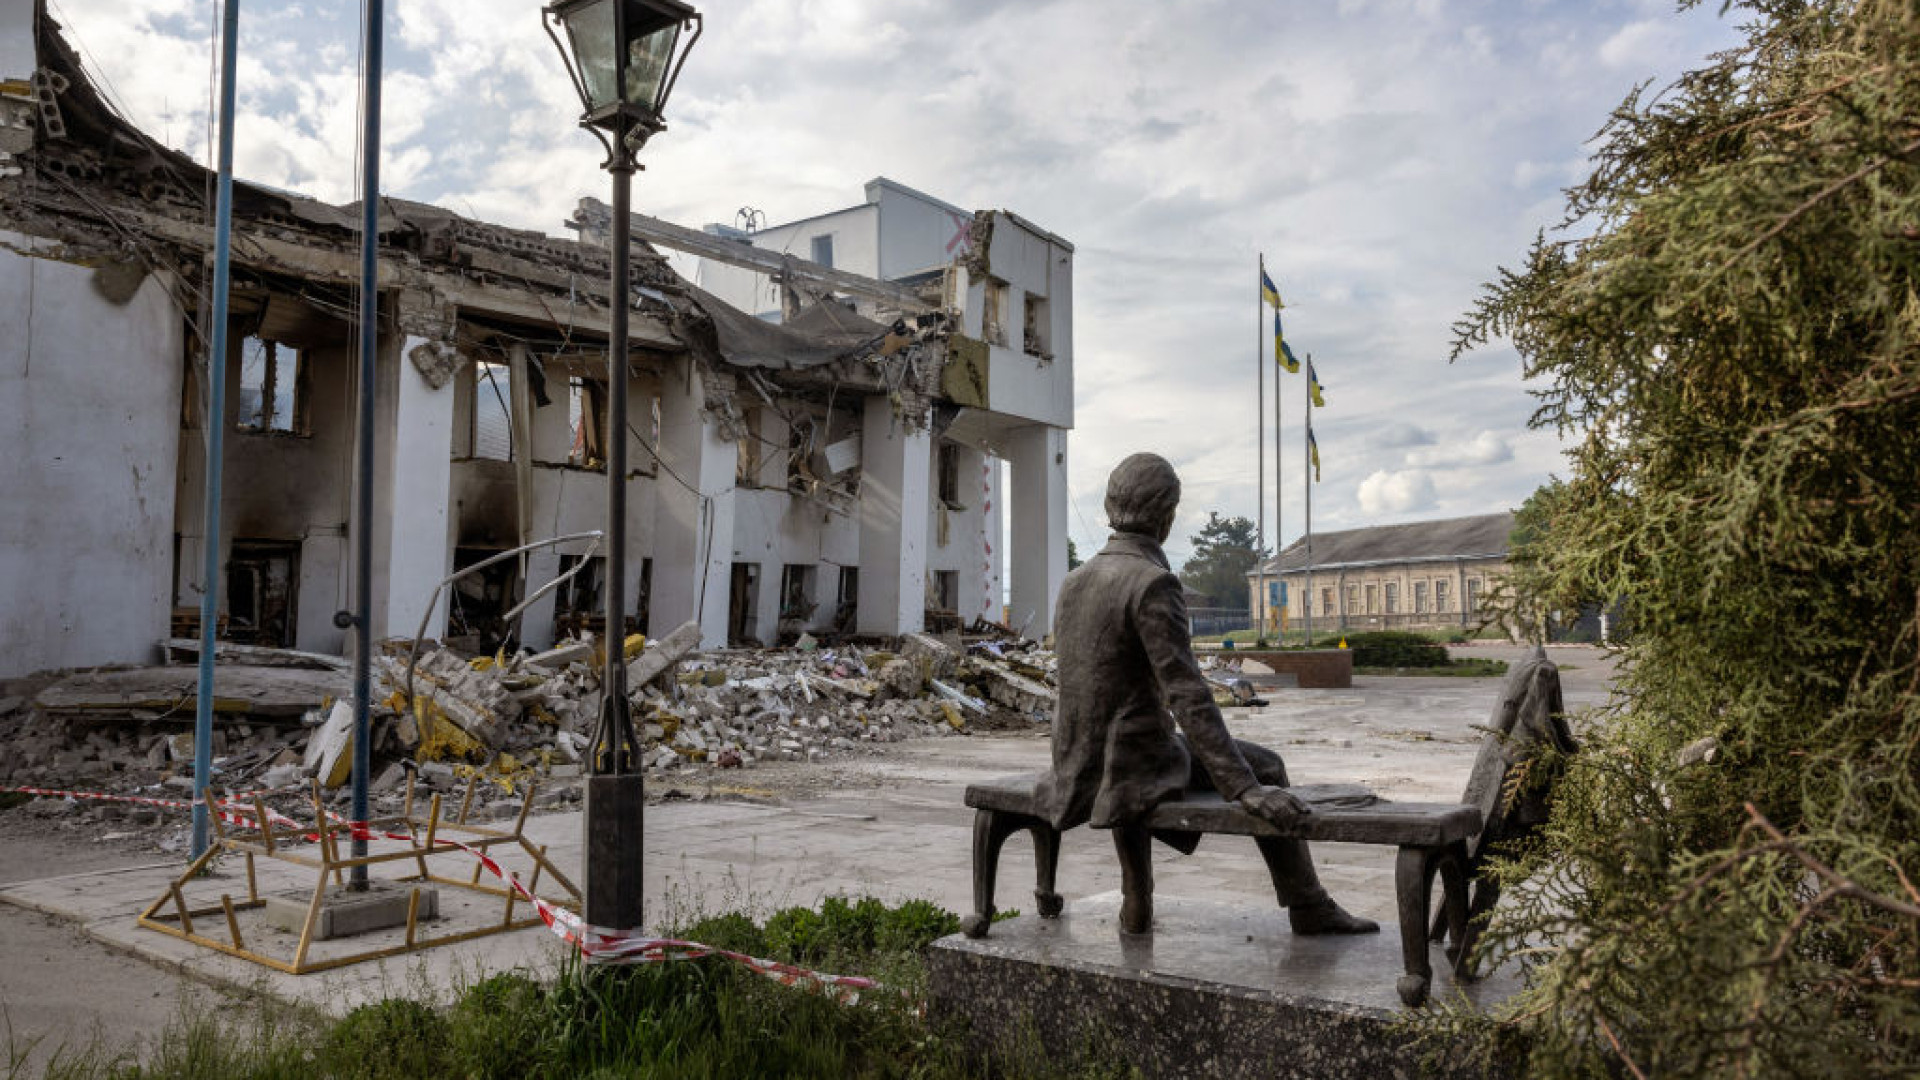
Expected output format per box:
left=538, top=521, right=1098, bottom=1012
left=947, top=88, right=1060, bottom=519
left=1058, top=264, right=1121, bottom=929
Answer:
left=1006, top=424, right=1069, bottom=639
left=856, top=396, right=931, bottom=636
left=951, top=443, right=994, bottom=624
left=651, top=356, right=733, bottom=647
left=367, top=334, right=456, bottom=641
left=982, top=456, right=1005, bottom=624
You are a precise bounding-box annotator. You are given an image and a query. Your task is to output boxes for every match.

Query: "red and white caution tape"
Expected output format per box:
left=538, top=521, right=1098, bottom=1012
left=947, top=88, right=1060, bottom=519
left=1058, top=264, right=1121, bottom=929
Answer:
left=4, top=783, right=884, bottom=1002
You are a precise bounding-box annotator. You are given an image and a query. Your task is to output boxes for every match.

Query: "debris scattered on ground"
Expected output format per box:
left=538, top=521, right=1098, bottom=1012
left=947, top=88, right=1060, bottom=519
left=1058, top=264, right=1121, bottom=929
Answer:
left=0, top=624, right=1059, bottom=854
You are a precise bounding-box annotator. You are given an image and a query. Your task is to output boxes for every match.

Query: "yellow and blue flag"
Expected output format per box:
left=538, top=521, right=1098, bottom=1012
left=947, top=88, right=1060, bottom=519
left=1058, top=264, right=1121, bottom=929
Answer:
left=1276, top=320, right=1300, bottom=373
left=1261, top=268, right=1283, bottom=309
left=1308, top=360, right=1325, bottom=407
left=1308, top=427, right=1322, bottom=482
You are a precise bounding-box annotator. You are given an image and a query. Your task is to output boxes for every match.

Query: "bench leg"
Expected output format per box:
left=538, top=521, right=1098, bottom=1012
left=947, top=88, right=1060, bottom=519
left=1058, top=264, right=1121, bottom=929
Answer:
left=1394, top=845, right=1438, bottom=1007
left=1453, top=874, right=1500, bottom=980
left=1437, top=840, right=1473, bottom=976
left=1115, top=823, right=1153, bottom=934
left=1031, top=823, right=1064, bottom=918
left=962, top=808, right=1031, bottom=938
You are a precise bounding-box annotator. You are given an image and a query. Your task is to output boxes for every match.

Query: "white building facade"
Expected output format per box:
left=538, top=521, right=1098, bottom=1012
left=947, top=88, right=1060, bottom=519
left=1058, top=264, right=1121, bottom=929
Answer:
left=0, top=7, right=1074, bottom=677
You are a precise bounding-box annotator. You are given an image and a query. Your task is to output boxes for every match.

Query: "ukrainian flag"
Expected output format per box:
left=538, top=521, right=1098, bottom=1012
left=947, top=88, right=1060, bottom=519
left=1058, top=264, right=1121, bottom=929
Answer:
left=1261, top=268, right=1283, bottom=309
left=1308, top=427, right=1322, bottom=482
left=1277, top=327, right=1300, bottom=374
left=1308, top=360, right=1325, bottom=406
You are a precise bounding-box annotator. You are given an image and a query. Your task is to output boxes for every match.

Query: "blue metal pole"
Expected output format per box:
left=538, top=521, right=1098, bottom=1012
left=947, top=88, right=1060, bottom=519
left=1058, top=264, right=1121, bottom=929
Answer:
left=191, top=0, right=242, bottom=860
left=349, top=0, right=384, bottom=888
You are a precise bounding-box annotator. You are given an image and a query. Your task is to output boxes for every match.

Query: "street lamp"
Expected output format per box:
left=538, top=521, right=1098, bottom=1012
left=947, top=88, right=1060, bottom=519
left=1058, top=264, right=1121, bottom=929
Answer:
left=544, top=0, right=701, bottom=933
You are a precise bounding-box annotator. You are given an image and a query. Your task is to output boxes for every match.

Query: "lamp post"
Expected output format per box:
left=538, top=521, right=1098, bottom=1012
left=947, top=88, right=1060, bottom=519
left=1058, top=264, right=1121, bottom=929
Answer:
left=544, top=0, right=701, bottom=932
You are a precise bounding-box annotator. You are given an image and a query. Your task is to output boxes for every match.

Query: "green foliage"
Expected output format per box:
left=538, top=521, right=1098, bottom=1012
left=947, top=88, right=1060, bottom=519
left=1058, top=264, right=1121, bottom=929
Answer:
left=677, top=911, right=767, bottom=955
left=315, top=998, right=448, bottom=1080
left=1314, top=631, right=1451, bottom=668
left=444, top=973, right=552, bottom=1080
left=41, top=896, right=1128, bottom=1080
left=1177, top=513, right=1268, bottom=608
left=1422, top=2, right=1920, bottom=1075
left=1067, top=537, right=1083, bottom=571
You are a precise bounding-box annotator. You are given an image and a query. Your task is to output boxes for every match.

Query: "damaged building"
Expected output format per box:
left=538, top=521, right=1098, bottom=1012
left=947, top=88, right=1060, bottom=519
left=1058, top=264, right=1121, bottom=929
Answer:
left=0, top=3, right=1073, bottom=680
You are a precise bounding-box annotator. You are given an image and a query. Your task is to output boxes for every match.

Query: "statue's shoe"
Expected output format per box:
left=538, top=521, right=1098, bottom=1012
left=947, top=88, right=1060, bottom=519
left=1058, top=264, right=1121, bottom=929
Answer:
left=1289, top=899, right=1380, bottom=935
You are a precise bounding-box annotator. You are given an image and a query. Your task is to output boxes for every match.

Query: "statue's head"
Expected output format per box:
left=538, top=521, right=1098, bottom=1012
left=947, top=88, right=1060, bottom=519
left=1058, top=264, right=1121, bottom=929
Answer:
left=1105, top=452, right=1181, bottom=543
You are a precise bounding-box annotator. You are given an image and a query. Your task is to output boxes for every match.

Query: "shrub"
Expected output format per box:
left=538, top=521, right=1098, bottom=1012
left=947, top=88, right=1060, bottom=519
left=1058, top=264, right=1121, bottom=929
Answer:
left=315, top=998, right=448, bottom=1080
left=1318, top=631, right=1449, bottom=668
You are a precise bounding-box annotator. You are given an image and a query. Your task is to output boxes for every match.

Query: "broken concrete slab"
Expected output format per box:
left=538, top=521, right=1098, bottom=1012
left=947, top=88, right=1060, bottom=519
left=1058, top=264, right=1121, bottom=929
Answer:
left=33, top=666, right=348, bottom=719
left=159, top=638, right=351, bottom=673
left=626, top=621, right=703, bottom=686
left=303, top=700, right=355, bottom=789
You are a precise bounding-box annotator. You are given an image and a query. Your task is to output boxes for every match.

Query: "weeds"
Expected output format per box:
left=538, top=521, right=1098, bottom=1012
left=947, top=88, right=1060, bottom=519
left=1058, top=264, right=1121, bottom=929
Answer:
left=16, top=895, right=1127, bottom=1079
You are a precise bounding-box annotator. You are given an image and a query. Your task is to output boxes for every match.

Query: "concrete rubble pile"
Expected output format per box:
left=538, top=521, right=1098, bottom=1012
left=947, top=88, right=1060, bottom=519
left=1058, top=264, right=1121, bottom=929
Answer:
left=0, top=625, right=1058, bottom=847
left=347, top=625, right=1059, bottom=784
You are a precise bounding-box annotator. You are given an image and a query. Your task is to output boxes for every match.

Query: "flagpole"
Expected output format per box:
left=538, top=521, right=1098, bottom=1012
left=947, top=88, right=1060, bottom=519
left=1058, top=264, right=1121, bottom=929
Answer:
left=1274, top=300, right=1284, bottom=643
left=1255, top=254, right=1267, bottom=645
left=1304, top=353, right=1314, bottom=645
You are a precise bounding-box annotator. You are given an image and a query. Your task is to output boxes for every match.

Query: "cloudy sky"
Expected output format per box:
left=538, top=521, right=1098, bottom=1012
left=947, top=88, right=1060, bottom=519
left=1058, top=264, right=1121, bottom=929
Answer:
left=51, top=0, right=1742, bottom=566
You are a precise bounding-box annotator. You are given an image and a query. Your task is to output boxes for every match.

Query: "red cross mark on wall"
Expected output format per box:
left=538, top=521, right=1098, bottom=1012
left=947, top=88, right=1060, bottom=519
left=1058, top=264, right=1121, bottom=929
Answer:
left=946, top=211, right=974, bottom=256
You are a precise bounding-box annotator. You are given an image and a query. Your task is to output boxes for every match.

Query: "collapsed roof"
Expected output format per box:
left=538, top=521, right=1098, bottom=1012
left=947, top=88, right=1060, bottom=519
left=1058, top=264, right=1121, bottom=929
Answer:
left=3, top=4, right=949, bottom=400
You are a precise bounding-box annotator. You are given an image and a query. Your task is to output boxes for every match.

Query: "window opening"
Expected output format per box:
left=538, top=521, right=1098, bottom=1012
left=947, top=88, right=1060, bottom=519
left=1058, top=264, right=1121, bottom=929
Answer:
left=983, top=278, right=1010, bottom=346
left=569, top=377, right=606, bottom=468
left=1022, top=292, right=1051, bottom=360
left=473, top=362, right=513, bottom=461
left=237, top=337, right=308, bottom=433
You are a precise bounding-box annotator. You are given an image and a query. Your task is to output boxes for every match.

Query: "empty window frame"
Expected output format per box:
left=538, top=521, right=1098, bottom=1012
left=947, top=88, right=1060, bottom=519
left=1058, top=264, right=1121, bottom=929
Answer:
left=237, top=337, right=308, bottom=434
left=1022, top=292, right=1051, bottom=359
left=810, top=234, right=834, bottom=268
left=779, top=563, right=817, bottom=622
left=472, top=362, right=513, bottom=461
left=568, top=377, right=606, bottom=468
left=737, top=406, right=764, bottom=487
left=937, top=441, right=962, bottom=506
left=837, top=566, right=859, bottom=609
left=983, top=278, right=1010, bottom=346
left=934, top=570, right=959, bottom=612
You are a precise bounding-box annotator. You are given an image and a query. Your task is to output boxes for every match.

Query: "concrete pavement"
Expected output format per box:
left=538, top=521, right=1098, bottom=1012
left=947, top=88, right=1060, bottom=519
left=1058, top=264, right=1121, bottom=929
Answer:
left=0, top=644, right=1615, bottom=1043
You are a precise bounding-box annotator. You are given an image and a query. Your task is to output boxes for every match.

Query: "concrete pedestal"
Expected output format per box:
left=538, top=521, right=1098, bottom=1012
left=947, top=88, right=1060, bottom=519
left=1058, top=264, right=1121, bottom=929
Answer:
left=927, top=893, right=1515, bottom=1080
left=262, top=881, right=439, bottom=941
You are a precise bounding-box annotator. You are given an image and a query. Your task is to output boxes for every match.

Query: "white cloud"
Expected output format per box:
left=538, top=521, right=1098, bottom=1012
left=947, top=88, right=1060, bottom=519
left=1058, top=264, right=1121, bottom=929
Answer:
left=1406, top=430, right=1513, bottom=469
left=1357, top=470, right=1438, bottom=517
left=1599, top=18, right=1686, bottom=72
left=1372, top=422, right=1437, bottom=449
left=45, top=0, right=1745, bottom=567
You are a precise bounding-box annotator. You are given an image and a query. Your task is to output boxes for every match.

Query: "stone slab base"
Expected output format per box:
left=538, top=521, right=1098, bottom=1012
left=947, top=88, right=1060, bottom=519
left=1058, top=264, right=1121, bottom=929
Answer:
left=262, top=881, right=439, bottom=941
left=927, top=893, right=1514, bottom=1080
left=1232, top=649, right=1354, bottom=688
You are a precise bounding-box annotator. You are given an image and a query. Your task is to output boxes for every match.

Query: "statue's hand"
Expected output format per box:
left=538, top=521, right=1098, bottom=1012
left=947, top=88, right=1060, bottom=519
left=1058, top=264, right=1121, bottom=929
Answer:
left=1238, top=785, right=1310, bottom=830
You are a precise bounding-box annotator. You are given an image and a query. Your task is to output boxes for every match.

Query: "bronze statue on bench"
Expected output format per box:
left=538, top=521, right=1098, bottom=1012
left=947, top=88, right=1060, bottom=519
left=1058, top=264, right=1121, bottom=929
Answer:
left=1032, top=452, right=1378, bottom=937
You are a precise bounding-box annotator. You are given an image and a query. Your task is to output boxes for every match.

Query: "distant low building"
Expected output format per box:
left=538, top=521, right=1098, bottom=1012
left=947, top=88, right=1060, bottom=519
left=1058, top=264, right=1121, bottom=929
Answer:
left=1246, top=512, right=1515, bottom=633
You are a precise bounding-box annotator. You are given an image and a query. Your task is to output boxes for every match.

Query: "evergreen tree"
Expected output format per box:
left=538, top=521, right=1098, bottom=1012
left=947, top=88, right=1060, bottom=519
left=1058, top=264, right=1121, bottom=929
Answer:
left=1428, top=2, right=1920, bottom=1075
left=1178, top=513, right=1267, bottom=608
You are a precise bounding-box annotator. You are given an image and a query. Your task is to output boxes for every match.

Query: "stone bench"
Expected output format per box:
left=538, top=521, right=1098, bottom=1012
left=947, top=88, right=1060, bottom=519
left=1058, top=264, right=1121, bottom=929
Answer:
left=961, top=774, right=1481, bottom=1007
